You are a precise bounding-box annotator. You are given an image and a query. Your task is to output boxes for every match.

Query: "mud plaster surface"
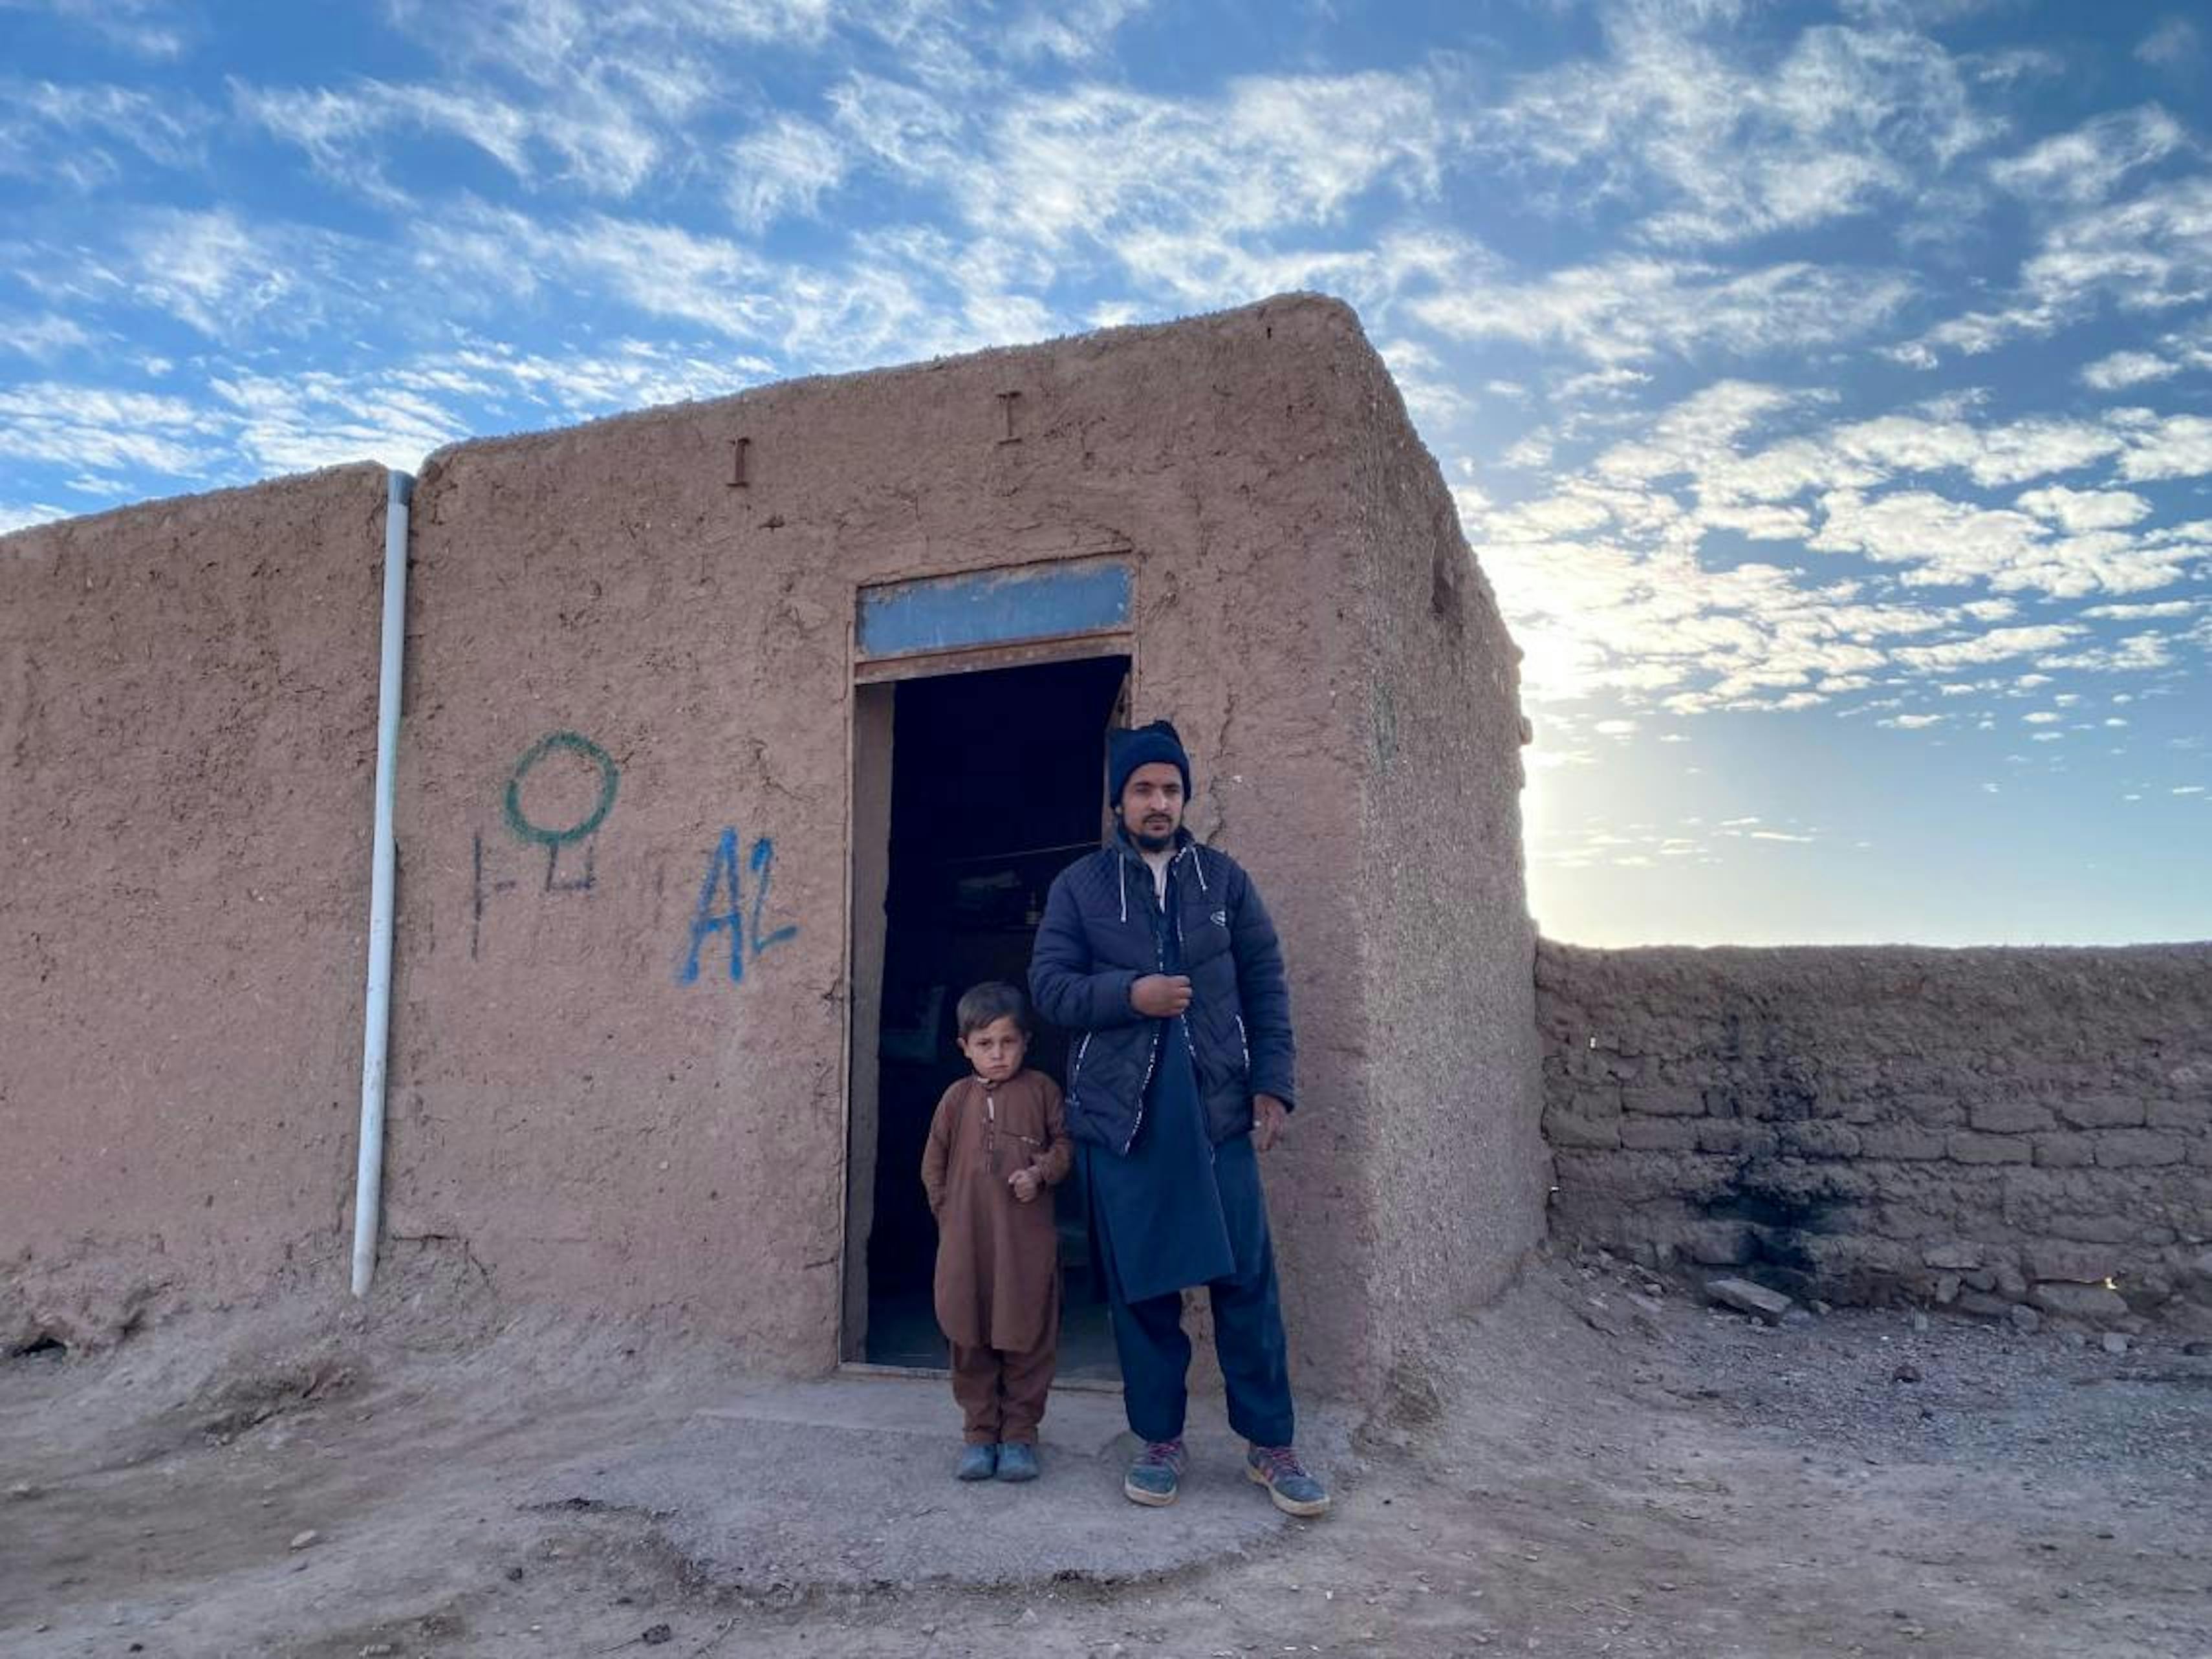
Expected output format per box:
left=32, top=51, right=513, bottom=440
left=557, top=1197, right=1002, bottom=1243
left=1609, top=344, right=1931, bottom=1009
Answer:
left=3, top=1249, right=2206, bottom=1658
left=385, top=292, right=1540, bottom=1392
left=0, top=464, right=390, bottom=1347
left=1346, top=353, right=1548, bottom=1359
left=1, top=298, right=1542, bottom=1401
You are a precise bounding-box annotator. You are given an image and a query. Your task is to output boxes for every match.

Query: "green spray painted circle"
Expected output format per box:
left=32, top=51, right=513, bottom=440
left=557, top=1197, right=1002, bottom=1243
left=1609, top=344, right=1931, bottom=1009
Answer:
left=504, top=731, right=619, bottom=848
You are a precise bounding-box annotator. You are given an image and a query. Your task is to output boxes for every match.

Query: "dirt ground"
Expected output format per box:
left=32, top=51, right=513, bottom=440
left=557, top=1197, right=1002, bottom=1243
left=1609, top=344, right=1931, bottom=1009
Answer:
left=4, top=1244, right=2208, bottom=1659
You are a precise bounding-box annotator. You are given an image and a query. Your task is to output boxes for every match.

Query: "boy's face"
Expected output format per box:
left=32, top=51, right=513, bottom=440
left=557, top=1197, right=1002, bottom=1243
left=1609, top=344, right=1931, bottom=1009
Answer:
left=958, top=1014, right=1026, bottom=1084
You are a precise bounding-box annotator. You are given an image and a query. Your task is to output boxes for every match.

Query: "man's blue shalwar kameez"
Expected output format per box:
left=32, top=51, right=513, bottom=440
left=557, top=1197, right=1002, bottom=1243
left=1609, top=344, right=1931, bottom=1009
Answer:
left=1081, top=852, right=1294, bottom=1449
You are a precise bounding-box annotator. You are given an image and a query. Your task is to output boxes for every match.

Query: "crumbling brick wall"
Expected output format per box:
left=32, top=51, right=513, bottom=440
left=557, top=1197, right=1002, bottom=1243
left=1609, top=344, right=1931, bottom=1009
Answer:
left=1537, top=942, right=2212, bottom=1331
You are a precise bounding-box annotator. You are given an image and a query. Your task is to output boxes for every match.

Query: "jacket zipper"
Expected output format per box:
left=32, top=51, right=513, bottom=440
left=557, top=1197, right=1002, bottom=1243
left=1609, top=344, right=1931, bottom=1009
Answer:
left=1070, top=1031, right=1090, bottom=1103
left=1174, top=847, right=1226, bottom=1163
left=1122, top=853, right=1165, bottom=1156
left=1233, top=1013, right=1250, bottom=1074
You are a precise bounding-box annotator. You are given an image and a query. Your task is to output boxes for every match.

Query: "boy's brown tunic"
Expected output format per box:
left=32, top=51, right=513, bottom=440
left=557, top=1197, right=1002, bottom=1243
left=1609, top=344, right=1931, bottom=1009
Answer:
left=920, top=1069, right=1070, bottom=1353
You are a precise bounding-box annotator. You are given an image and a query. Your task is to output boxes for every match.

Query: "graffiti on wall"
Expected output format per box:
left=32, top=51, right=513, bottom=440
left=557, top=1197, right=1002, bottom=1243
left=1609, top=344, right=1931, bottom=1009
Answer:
left=472, top=730, right=618, bottom=959
left=471, top=730, right=799, bottom=984
left=504, top=730, right=618, bottom=880
left=678, top=828, right=799, bottom=985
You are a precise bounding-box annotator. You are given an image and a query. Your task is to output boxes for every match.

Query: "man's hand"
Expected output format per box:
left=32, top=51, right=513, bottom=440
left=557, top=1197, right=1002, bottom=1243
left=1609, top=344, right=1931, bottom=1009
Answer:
left=1008, top=1167, right=1042, bottom=1203
left=1253, top=1093, right=1289, bottom=1153
left=1130, top=974, right=1193, bottom=1017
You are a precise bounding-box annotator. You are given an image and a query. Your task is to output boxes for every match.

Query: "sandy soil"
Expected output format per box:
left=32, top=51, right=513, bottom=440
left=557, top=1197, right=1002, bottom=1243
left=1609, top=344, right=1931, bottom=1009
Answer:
left=4, top=1245, right=2207, bottom=1658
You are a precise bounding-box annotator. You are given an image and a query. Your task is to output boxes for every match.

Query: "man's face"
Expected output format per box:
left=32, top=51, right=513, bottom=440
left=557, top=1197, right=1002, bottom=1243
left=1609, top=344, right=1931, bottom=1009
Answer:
left=1118, top=761, right=1185, bottom=852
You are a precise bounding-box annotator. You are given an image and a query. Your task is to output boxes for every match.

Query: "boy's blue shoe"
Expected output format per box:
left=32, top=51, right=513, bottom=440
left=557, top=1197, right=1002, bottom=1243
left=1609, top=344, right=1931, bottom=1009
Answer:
left=995, top=1442, right=1040, bottom=1482
left=955, top=1443, right=999, bottom=1481
left=1246, top=1444, right=1330, bottom=1517
left=1122, top=1438, right=1186, bottom=1506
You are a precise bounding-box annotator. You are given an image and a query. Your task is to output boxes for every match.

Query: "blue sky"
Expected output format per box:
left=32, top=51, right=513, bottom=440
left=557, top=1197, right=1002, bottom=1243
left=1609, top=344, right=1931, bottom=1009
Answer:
left=3, top=0, right=2207, bottom=946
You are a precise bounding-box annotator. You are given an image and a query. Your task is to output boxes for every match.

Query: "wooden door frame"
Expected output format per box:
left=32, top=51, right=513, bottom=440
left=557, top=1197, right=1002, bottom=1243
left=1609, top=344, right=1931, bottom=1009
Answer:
left=837, top=636, right=1136, bottom=1365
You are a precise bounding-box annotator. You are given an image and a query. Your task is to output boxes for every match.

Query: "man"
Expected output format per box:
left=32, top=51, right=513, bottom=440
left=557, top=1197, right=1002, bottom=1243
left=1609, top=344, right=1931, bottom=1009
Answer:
left=1028, top=719, right=1328, bottom=1517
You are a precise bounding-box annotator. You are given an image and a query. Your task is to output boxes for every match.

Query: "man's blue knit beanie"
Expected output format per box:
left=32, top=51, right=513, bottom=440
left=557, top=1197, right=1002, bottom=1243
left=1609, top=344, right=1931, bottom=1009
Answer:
left=1109, top=719, right=1192, bottom=807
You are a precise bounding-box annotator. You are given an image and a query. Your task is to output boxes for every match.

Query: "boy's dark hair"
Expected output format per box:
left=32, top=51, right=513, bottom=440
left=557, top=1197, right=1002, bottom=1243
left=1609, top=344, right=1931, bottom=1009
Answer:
left=955, top=981, right=1029, bottom=1038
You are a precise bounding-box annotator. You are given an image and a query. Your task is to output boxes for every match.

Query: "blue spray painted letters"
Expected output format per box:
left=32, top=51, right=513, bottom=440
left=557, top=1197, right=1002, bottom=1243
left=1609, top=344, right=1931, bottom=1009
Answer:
left=678, top=829, right=799, bottom=985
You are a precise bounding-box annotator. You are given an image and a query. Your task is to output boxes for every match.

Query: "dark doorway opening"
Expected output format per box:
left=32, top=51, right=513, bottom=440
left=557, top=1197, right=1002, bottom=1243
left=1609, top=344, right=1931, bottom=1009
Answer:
left=851, top=652, right=1129, bottom=1378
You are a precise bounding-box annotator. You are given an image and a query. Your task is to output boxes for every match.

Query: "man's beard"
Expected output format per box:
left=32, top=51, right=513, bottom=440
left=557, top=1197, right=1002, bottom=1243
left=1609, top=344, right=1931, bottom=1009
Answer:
left=1129, top=822, right=1176, bottom=852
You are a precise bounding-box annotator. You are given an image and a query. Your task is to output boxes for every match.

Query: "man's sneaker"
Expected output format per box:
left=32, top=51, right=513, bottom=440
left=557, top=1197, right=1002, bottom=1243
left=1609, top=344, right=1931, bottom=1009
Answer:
left=1246, top=1445, right=1329, bottom=1517
left=996, top=1442, right=1040, bottom=1482
left=1122, top=1438, right=1187, bottom=1506
left=955, top=1443, right=999, bottom=1481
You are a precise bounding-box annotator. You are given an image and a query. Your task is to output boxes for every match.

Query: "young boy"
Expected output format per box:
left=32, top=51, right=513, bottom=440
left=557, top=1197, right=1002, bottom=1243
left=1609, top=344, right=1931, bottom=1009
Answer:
left=920, top=981, right=1070, bottom=1482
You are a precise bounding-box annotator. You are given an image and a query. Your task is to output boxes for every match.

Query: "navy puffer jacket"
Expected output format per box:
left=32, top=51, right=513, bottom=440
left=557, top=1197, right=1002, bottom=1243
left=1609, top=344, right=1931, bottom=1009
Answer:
left=1028, top=832, right=1296, bottom=1154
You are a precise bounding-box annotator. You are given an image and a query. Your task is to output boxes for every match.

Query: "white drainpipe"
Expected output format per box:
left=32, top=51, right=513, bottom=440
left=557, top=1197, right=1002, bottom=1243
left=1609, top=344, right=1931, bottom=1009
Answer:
left=351, top=468, right=413, bottom=1297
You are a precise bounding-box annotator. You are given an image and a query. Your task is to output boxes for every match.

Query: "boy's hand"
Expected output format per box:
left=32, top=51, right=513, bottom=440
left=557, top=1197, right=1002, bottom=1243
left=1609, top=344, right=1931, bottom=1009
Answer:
left=1253, top=1094, right=1289, bottom=1153
left=1131, top=974, right=1193, bottom=1017
left=1008, top=1167, right=1042, bottom=1202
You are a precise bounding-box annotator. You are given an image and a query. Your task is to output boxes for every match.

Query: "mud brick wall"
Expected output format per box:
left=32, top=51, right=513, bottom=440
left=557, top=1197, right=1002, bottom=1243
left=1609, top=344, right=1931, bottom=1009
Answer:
left=1347, top=375, right=1547, bottom=1363
left=0, top=300, right=1548, bottom=1390
left=0, top=466, right=392, bottom=1348
left=1537, top=942, right=2212, bottom=1330
left=384, top=294, right=1544, bottom=1389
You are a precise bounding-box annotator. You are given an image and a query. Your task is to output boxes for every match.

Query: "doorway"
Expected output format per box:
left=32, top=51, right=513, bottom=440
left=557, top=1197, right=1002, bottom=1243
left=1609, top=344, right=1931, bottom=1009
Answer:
left=845, top=652, right=1131, bottom=1378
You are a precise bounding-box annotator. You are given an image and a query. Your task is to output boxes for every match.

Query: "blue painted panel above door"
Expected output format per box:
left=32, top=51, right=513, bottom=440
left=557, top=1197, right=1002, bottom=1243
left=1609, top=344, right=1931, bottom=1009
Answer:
left=857, top=561, right=1133, bottom=659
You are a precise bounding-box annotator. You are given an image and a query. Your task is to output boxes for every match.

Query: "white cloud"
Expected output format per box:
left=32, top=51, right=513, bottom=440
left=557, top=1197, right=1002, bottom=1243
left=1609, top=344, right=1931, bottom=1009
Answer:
left=2136, top=17, right=2202, bottom=69
left=0, top=501, right=68, bottom=534
left=210, top=371, right=466, bottom=473
left=2081, top=349, right=2178, bottom=389
left=959, top=70, right=1460, bottom=250
left=1891, top=625, right=2081, bottom=670
left=727, top=115, right=850, bottom=233
left=2085, top=317, right=2212, bottom=391
left=243, top=0, right=857, bottom=205
left=1900, top=173, right=2212, bottom=362
left=1415, top=257, right=1912, bottom=366
left=2113, top=412, right=2212, bottom=482
left=1826, top=411, right=2124, bottom=488
left=1989, top=106, right=2186, bottom=206
left=1376, top=338, right=1472, bottom=425
left=1001, top=0, right=1151, bottom=63
left=0, top=382, right=222, bottom=474
left=2080, top=599, right=2198, bottom=620
left=388, top=0, right=834, bottom=78
left=232, top=79, right=534, bottom=204
left=1815, top=488, right=2187, bottom=594
left=1, top=0, right=190, bottom=59
left=118, top=209, right=360, bottom=338
left=0, top=77, right=208, bottom=188
left=2035, top=632, right=2178, bottom=672
left=2015, top=484, right=2151, bottom=532
left=1466, top=344, right=2212, bottom=724
left=0, top=310, right=91, bottom=361
left=1475, top=9, right=2000, bottom=248
left=411, top=202, right=1018, bottom=367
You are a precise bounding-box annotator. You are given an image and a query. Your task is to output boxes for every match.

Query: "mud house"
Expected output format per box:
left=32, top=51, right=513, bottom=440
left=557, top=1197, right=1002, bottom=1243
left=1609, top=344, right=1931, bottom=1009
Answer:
left=0, top=296, right=1550, bottom=1399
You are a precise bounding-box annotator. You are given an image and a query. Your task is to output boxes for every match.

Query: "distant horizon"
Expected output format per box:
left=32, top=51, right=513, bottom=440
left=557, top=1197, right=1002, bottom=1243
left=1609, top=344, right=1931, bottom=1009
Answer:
left=3, top=1, right=2206, bottom=948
